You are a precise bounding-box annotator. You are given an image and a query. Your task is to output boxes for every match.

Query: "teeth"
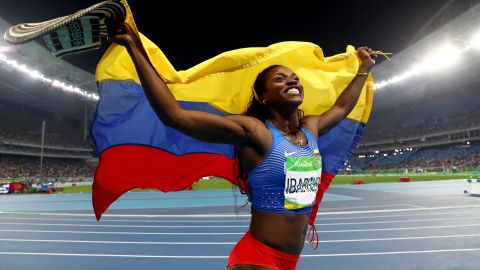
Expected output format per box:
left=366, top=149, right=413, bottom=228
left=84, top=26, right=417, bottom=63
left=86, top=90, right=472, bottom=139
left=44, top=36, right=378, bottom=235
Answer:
left=287, top=88, right=300, bottom=94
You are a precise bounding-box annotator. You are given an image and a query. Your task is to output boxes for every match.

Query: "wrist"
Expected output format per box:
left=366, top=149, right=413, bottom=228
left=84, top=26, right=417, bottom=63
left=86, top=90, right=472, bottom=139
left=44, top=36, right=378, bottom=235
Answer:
left=126, top=37, right=138, bottom=49
left=356, top=72, right=369, bottom=77
left=357, top=64, right=372, bottom=74
left=126, top=36, right=144, bottom=54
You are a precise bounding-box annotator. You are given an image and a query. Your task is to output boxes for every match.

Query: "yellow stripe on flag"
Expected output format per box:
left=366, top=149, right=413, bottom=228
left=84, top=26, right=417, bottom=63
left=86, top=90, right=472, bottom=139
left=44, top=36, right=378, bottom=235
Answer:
left=96, top=0, right=373, bottom=123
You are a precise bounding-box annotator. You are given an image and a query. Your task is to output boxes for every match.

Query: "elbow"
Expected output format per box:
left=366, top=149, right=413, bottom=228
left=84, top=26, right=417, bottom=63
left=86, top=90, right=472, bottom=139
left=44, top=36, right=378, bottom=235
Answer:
left=155, top=109, right=184, bottom=128
left=333, top=105, right=350, bottom=119
left=343, top=106, right=353, bottom=118
left=162, top=114, right=182, bottom=128
left=162, top=118, right=177, bottom=128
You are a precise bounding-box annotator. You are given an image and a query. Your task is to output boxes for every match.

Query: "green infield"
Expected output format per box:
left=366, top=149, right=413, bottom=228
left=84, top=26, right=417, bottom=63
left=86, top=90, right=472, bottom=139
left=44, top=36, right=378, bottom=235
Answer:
left=192, top=174, right=475, bottom=188
left=59, top=173, right=477, bottom=193
left=331, top=174, right=472, bottom=184
left=59, top=185, right=92, bottom=193
left=61, top=185, right=158, bottom=193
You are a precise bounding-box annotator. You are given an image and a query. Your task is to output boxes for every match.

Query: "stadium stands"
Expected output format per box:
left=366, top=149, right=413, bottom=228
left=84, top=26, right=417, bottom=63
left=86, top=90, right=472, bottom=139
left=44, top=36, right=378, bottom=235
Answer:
left=345, top=96, right=479, bottom=174
left=0, top=98, right=93, bottom=148
left=349, top=142, right=480, bottom=174
left=0, top=15, right=97, bottom=182
left=0, top=97, right=95, bottom=180
left=0, top=154, right=93, bottom=179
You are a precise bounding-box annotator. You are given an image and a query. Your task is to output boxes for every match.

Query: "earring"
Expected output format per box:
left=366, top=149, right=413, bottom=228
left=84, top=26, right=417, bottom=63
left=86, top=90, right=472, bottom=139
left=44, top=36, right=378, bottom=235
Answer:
left=262, top=100, right=267, bottom=105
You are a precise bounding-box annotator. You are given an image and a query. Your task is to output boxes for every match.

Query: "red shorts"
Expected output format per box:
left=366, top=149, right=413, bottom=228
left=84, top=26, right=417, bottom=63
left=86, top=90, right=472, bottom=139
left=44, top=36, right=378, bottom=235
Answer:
left=227, top=231, right=300, bottom=270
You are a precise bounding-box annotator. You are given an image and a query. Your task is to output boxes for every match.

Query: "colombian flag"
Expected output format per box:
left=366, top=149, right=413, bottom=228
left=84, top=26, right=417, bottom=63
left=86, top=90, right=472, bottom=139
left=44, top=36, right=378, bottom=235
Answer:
left=90, top=0, right=374, bottom=221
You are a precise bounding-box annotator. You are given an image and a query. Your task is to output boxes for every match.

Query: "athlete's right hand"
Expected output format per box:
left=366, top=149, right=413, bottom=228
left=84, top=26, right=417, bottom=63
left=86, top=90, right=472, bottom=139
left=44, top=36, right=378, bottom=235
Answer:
left=107, top=23, right=142, bottom=49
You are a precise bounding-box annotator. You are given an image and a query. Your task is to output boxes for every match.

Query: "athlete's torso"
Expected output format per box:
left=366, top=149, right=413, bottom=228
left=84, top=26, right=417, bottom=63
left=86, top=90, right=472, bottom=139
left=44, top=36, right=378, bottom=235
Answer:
left=235, top=119, right=323, bottom=254
left=247, top=120, right=322, bottom=214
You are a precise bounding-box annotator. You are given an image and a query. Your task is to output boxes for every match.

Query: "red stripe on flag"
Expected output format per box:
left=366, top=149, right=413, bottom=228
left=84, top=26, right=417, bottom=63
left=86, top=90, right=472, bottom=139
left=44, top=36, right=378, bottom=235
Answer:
left=92, top=145, right=239, bottom=220
left=309, top=172, right=335, bottom=225
left=306, top=172, right=335, bottom=250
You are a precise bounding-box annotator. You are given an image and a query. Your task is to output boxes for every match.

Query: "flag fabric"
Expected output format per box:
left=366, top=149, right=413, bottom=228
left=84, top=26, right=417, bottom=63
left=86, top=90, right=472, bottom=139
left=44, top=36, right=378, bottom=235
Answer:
left=90, top=0, right=374, bottom=221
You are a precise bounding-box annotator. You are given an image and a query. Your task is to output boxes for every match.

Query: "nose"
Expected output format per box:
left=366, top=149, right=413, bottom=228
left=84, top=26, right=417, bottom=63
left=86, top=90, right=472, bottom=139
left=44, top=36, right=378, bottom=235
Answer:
left=286, top=77, right=297, bottom=85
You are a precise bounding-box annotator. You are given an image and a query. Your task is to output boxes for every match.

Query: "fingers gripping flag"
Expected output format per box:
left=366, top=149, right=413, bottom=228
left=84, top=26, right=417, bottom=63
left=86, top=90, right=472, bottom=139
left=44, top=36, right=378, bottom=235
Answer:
left=91, top=0, right=374, bottom=221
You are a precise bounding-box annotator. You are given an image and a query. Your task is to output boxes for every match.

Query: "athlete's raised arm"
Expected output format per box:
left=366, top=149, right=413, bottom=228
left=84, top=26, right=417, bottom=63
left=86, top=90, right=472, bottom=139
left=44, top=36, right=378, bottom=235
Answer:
left=108, top=24, right=259, bottom=146
left=304, top=47, right=376, bottom=137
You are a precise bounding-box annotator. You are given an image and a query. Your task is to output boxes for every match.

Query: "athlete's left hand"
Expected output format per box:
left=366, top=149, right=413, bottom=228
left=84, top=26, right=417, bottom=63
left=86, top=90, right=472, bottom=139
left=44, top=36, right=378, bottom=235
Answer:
left=357, top=46, right=377, bottom=70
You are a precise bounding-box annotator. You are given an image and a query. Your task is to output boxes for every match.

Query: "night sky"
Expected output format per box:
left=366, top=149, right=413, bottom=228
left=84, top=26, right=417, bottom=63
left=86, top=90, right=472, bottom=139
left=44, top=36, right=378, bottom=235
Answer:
left=1, top=0, right=478, bottom=73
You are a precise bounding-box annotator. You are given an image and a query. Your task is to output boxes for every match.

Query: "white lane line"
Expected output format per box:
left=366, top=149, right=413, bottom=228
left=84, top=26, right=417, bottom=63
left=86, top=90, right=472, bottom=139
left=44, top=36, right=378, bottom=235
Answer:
left=402, top=204, right=425, bottom=208
left=316, top=223, right=480, bottom=233
left=2, top=209, right=480, bottom=222
left=0, top=217, right=250, bottom=223
left=2, top=215, right=480, bottom=228
left=301, top=248, right=480, bottom=257
left=0, top=222, right=247, bottom=228
left=318, top=233, right=480, bottom=243
left=0, top=212, right=250, bottom=218
left=2, top=204, right=480, bottom=218
left=0, top=238, right=237, bottom=245
left=1, top=248, right=480, bottom=258
left=0, top=252, right=228, bottom=259
left=1, top=223, right=480, bottom=235
left=315, top=204, right=419, bottom=210
left=315, top=205, right=480, bottom=215
left=313, top=209, right=480, bottom=221
left=1, top=233, right=480, bottom=245
left=0, top=230, right=244, bottom=235
left=314, top=216, right=480, bottom=226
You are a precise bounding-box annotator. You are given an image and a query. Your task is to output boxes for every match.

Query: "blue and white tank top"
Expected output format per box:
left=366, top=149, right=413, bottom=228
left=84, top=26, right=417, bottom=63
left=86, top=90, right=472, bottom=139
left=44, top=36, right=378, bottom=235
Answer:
left=247, top=120, right=322, bottom=214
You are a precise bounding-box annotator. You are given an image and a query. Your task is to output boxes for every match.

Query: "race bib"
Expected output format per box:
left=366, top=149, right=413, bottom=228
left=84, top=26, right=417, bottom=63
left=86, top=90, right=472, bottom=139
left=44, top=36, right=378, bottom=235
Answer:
left=284, top=156, right=322, bottom=209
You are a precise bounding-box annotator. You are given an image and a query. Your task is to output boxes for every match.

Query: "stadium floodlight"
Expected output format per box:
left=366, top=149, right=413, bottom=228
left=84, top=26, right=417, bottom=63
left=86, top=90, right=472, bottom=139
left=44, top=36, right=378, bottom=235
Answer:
left=0, top=53, right=98, bottom=101
left=374, top=37, right=474, bottom=91
left=409, top=64, right=425, bottom=76
left=28, top=70, right=43, bottom=80
left=421, top=43, right=464, bottom=72
left=471, top=31, right=480, bottom=49
left=0, top=46, right=13, bottom=53
left=373, top=70, right=414, bottom=90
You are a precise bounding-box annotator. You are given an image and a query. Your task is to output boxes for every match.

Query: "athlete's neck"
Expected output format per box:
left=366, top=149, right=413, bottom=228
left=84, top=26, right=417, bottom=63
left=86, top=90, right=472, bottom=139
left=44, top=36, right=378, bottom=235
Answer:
left=268, top=110, right=301, bottom=135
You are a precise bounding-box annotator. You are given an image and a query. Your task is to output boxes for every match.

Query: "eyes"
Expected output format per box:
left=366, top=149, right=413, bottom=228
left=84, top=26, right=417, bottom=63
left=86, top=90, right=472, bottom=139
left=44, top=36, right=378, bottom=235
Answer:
left=273, top=74, right=300, bottom=83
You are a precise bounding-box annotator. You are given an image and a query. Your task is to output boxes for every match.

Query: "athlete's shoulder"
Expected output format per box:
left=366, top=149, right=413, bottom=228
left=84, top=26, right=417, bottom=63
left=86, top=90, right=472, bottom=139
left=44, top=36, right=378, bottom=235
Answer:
left=225, top=115, right=267, bottom=132
left=225, top=115, right=270, bottom=147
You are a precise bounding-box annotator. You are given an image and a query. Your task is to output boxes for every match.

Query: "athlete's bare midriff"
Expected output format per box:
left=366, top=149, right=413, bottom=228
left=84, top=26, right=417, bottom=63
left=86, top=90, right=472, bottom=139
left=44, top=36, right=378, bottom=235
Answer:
left=249, top=209, right=309, bottom=255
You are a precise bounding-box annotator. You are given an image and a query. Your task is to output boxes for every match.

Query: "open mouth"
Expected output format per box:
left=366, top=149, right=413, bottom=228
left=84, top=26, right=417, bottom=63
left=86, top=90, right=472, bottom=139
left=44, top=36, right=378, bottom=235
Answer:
left=284, top=87, right=302, bottom=96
